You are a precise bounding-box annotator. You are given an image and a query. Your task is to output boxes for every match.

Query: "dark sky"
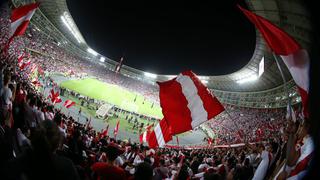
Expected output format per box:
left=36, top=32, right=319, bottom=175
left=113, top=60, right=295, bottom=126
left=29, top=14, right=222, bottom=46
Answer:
left=67, top=0, right=255, bottom=75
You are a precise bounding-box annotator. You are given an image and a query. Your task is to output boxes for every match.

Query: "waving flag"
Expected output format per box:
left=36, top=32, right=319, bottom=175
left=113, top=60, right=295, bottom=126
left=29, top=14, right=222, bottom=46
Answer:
left=114, top=120, right=120, bottom=138
left=286, top=103, right=297, bottom=122
left=8, top=3, right=39, bottom=45
left=148, top=119, right=172, bottom=148
left=238, top=5, right=310, bottom=118
left=63, top=99, right=75, bottom=108
left=49, top=89, right=62, bottom=104
left=140, top=130, right=150, bottom=144
left=157, top=70, right=224, bottom=134
left=101, top=124, right=109, bottom=138
left=18, top=59, right=31, bottom=70
left=139, top=124, right=153, bottom=144
left=17, top=52, right=29, bottom=63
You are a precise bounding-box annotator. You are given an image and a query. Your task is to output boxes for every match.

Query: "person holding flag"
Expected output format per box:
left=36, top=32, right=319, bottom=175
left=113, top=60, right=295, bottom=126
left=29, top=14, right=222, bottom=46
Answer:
left=3, top=2, right=40, bottom=55
left=238, top=5, right=314, bottom=179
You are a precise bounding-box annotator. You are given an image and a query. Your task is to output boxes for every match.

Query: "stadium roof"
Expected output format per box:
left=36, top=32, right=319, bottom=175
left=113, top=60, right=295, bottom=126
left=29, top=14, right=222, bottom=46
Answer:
left=30, top=0, right=313, bottom=92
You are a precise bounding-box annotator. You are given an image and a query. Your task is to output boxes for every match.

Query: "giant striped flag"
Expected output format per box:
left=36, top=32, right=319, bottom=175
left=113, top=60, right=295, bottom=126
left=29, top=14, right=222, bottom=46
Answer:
left=148, top=119, right=172, bottom=148
left=157, top=70, right=225, bottom=134
left=238, top=5, right=310, bottom=118
left=9, top=3, right=39, bottom=43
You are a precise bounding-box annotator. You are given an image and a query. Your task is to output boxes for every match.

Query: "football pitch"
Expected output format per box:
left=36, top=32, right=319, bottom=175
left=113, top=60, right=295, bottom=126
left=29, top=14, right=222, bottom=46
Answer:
left=60, top=78, right=163, bottom=118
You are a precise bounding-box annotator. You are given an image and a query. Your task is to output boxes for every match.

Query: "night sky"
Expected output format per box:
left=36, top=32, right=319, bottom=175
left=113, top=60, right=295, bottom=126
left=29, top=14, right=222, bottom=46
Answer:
left=67, top=0, right=256, bottom=75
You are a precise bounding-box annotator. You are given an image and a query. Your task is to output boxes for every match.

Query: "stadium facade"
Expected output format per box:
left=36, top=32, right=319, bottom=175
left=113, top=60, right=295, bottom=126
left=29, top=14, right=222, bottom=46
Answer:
left=11, top=0, right=312, bottom=109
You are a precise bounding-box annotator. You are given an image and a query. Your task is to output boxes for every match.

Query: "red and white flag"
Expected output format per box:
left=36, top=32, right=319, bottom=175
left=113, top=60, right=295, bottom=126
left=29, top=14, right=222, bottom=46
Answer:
left=114, top=120, right=120, bottom=138
left=157, top=70, right=225, bottom=134
left=287, top=137, right=314, bottom=179
left=101, top=124, right=109, bottom=138
left=9, top=3, right=39, bottom=43
left=239, top=6, right=310, bottom=118
left=49, top=89, right=62, bottom=104
left=63, top=100, right=75, bottom=108
left=148, top=119, right=172, bottom=148
left=17, top=52, right=29, bottom=63
left=286, top=103, right=297, bottom=122
left=274, top=137, right=314, bottom=180
left=18, top=59, right=31, bottom=70
left=139, top=131, right=150, bottom=144
left=139, top=124, right=153, bottom=144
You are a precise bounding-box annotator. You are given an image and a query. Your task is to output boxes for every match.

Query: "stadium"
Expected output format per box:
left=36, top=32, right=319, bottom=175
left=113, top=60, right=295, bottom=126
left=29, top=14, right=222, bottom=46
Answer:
left=0, top=0, right=319, bottom=180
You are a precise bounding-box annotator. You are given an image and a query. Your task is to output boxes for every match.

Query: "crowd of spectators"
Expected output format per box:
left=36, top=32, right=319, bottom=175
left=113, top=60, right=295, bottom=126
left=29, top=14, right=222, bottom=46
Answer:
left=206, top=105, right=289, bottom=145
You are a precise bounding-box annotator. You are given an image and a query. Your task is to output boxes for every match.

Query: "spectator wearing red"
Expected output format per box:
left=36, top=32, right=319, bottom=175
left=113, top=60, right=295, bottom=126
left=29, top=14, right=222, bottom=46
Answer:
left=91, top=143, right=126, bottom=180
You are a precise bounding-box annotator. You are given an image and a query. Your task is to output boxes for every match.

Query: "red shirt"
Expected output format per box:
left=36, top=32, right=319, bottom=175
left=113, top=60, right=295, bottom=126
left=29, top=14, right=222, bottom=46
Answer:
left=14, top=89, right=25, bottom=105
left=91, top=162, right=126, bottom=180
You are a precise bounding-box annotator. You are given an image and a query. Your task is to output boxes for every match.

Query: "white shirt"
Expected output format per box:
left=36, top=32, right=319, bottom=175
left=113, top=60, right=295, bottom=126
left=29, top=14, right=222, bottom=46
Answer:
left=252, top=150, right=270, bottom=180
left=0, top=86, right=12, bottom=110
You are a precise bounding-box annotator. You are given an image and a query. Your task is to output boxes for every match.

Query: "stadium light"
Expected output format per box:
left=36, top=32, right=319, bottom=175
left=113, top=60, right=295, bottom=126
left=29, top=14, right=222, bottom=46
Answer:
left=199, top=76, right=209, bottom=80
left=198, top=76, right=209, bottom=84
left=201, top=80, right=208, bottom=84
left=61, top=12, right=85, bottom=43
left=87, top=48, right=98, bottom=56
left=258, top=56, right=265, bottom=77
left=236, top=74, right=258, bottom=84
left=144, top=72, right=157, bottom=79
left=100, top=57, right=105, bottom=62
left=166, top=75, right=176, bottom=80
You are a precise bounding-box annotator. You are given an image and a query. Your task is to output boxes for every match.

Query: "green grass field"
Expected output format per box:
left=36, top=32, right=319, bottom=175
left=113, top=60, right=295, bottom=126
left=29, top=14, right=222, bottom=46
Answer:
left=60, top=78, right=163, bottom=118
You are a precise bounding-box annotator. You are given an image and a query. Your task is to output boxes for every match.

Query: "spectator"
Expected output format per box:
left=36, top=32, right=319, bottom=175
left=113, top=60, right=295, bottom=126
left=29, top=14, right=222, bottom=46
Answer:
left=91, top=143, right=126, bottom=180
left=4, top=120, right=80, bottom=180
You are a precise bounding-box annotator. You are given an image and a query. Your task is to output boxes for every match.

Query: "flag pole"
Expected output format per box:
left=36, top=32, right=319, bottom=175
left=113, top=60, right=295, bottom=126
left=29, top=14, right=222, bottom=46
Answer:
left=273, top=53, right=295, bottom=177
left=272, top=53, right=293, bottom=116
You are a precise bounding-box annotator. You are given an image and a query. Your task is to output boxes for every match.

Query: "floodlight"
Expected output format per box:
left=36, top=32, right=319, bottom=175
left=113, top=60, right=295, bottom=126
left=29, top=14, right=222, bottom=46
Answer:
left=61, top=12, right=85, bottom=43
left=144, top=72, right=157, bottom=79
left=258, top=56, right=264, bottom=77
left=236, top=74, right=258, bottom=84
left=201, top=80, right=208, bottom=84
left=100, top=57, right=105, bottom=62
left=87, top=48, right=98, bottom=56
